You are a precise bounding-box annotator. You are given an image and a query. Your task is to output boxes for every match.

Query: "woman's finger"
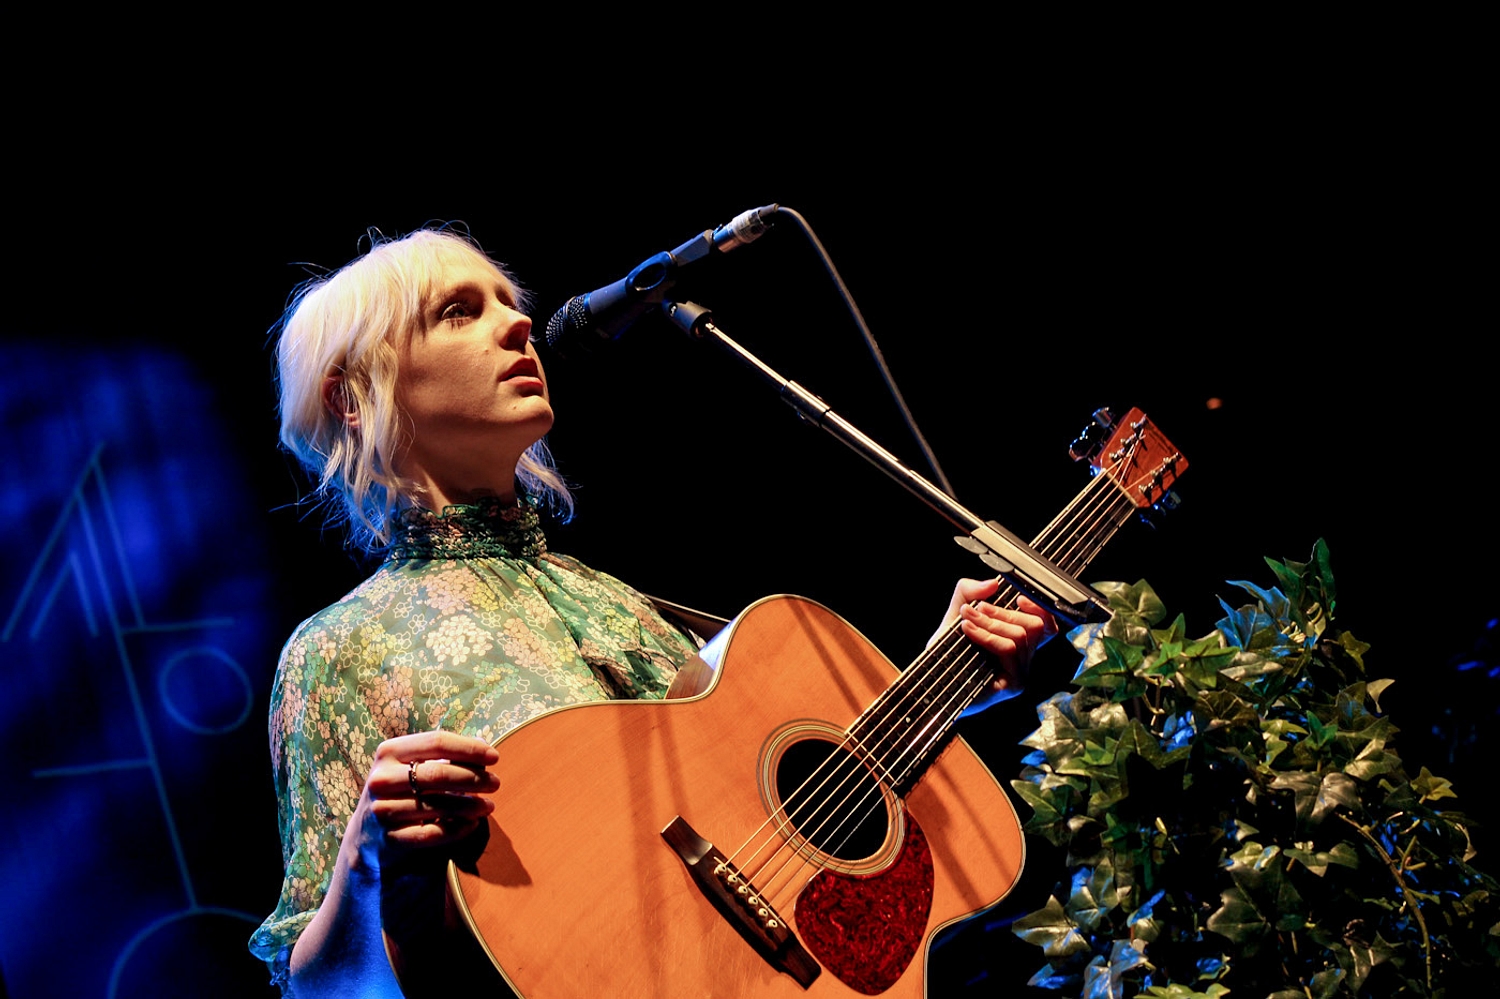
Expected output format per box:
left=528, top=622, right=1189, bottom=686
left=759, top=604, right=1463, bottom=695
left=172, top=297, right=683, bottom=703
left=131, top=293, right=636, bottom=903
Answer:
left=404, top=758, right=500, bottom=794
left=364, top=735, right=501, bottom=801
left=383, top=813, right=486, bottom=848
left=372, top=789, right=495, bottom=828
left=373, top=730, right=498, bottom=766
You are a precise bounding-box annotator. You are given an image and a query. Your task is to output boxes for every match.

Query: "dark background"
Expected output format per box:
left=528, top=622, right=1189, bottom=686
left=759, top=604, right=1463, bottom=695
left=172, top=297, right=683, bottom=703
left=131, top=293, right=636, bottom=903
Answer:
left=2, top=67, right=1493, bottom=996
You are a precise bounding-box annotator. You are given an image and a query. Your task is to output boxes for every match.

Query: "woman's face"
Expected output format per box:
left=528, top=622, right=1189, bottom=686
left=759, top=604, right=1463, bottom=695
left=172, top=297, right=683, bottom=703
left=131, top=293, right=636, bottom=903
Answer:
left=392, top=253, right=553, bottom=507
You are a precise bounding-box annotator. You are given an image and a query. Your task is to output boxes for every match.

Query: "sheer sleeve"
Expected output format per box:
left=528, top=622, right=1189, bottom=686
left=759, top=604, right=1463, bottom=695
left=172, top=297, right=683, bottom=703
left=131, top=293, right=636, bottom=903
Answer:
left=247, top=615, right=377, bottom=980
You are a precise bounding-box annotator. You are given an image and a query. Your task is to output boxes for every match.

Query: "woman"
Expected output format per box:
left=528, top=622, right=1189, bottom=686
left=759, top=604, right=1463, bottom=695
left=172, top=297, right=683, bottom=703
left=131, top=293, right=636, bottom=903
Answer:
left=250, top=228, right=1053, bottom=996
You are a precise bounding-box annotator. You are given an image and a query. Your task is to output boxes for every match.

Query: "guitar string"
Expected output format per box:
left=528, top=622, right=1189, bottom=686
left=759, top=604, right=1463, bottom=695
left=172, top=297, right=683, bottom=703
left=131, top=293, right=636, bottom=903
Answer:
left=797, top=453, right=1150, bottom=870
left=728, top=473, right=1137, bottom=903
left=742, top=486, right=1136, bottom=907
left=735, top=425, right=1158, bottom=897
left=799, top=475, right=1135, bottom=846
left=743, top=476, right=1140, bottom=901
left=861, top=469, right=1141, bottom=793
left=748, top=558, right=1124, bottom=908
left=847, top=470, right=1132, bottom=766
left=758, top=477, right=1145, bottom=898
left=727, top=471, right=1141, bottom=905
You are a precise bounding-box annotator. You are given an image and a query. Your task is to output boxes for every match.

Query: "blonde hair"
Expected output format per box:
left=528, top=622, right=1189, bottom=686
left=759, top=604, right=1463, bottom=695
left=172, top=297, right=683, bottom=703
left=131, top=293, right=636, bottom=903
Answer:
left=276, top=228, right=573, bottom=551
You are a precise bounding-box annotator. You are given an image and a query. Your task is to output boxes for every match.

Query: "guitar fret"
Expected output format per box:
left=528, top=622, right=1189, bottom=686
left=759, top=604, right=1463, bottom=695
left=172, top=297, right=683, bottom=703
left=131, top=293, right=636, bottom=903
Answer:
left=852, top=451, right=1153, bottom=798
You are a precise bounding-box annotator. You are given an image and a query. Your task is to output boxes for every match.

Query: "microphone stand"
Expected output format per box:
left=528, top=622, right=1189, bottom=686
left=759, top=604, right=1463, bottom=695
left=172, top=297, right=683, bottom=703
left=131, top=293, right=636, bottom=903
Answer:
left=660, top=300, right=1112, bottom=627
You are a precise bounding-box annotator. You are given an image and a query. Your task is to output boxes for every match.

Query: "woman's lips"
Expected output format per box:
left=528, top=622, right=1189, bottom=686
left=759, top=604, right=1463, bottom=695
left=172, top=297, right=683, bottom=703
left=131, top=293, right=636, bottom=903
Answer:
left=502, top=359, right=541, bottom=381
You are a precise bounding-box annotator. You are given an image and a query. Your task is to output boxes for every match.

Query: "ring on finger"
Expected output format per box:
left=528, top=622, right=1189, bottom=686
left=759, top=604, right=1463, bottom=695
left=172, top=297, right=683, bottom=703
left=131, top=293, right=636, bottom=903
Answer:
left=408, top=760, right=424, bottom=807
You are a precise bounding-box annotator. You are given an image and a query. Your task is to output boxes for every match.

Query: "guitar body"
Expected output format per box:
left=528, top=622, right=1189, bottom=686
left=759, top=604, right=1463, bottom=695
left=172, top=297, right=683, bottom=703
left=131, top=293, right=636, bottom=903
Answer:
left=449, top=594, right=1025, bottom=997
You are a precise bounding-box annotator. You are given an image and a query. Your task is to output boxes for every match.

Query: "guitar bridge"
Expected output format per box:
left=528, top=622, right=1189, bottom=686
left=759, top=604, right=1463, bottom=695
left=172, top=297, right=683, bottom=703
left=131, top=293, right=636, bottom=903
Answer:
left=661, top=815, right=821, bottom=989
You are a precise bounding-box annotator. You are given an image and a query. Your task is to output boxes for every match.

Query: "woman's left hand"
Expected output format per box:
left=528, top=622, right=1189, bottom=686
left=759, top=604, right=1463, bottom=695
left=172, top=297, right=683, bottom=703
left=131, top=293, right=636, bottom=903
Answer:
left=931, top=578, right=1057, bottom=712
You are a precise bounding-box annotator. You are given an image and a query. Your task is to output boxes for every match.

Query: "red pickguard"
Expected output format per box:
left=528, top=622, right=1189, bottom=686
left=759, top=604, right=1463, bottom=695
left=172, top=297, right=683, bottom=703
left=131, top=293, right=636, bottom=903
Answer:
left=797, top=817, right=935, bottom=994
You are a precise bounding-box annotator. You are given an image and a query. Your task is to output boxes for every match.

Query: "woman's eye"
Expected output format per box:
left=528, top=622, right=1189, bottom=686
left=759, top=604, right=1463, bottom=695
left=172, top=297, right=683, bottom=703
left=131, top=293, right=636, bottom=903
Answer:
left=441, top=302, right=474, bottom=323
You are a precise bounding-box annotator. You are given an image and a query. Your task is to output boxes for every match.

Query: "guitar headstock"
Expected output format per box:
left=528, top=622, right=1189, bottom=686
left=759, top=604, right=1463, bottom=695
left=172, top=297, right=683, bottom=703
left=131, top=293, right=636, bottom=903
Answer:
left=1074, top=407, right=1187, bottom=509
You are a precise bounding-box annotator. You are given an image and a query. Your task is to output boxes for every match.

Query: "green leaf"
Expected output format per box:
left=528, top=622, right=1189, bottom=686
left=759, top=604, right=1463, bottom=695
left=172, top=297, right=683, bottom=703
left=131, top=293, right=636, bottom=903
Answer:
left=1314, top=966, right=1350, bottom=996
left=1088, top=769, right=1129, bottom=814
left=1226, top=840, right=1277, bottom=870
left=1344, top=744, right=1401, bottom=781
left=1077, top=637, right=1150, bottom=692
left=1082, top=741, right=1120, bottom=769
left=1067, top=858, right=1121, bottom=932
left=1310, top=537, right=1337, bottom=612
left=1022, top=694, right=1087, bottom=772
left=1263, top=555, right=1303, bottom=603
left=1086, top=701, right=1131, bottom=732
left=1196, top=690, right=1260, bottom=732
left=1228, top=819, right=1260, bottom=842
left=1269, top=771, right=1360, bottom=829
left=1413, top=766, right=1459, bottom=803
left=1220, top=647, right=1283, bottom=681
left=1217, top=842, right=1304, bottom=931
left=1305, top=712, right=1336, bottom=749
left=1286, top=840, right=1361, bottom=876
left=1096, top=579, right=1169, bottom=627
left=1012, top=779, right=1064, bottom=826
left=1257, top=549, right=1332, bottom=641
left=1346, top=932, right=1397, bottom=992
left=1310, top=966, right=1346, bottom=998
left=1229, top=577, right=1294, bottom=624
left=1013, top=895, right=1093, bottom=958
left=1338, top=630, right=1371, bottom=672
left=1152, top=612, right=1188, bottom=648
left=1081, top=939, right=1147, bottom=999
left=1077, top=636, right=1142, bottom=683
left=1206, top=885, right=1271, bottom=945
left=1117, top=719, right=1168, bottom=769
left=1135, top=986, right=1230, bottom=999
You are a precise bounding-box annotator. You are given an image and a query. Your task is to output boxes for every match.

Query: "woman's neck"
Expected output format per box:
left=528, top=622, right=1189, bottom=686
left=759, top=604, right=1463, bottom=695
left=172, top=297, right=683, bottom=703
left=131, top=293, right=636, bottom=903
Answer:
left=402, top=466, right=518, bottom=513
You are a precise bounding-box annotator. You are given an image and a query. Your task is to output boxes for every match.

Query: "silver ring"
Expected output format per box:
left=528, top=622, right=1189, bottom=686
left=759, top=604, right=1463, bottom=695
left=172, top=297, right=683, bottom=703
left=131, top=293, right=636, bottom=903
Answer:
left=408, top=760, right=423, bottom=806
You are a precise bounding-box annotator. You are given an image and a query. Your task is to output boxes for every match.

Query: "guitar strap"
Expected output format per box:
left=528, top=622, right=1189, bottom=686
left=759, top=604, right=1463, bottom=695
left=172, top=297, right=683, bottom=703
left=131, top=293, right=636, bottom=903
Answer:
left=645, top=593, right=730, bottom=649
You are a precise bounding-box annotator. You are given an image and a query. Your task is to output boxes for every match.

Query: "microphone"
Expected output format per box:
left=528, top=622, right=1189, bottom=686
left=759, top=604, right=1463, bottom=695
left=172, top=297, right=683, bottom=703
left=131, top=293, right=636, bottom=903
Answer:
left=543, top=204, right=778, bottom=359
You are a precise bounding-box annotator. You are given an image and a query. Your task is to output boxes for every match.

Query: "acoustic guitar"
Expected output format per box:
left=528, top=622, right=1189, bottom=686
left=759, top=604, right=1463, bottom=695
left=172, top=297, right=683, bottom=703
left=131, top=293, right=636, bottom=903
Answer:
left=434, top=409, right=1184, bottom=997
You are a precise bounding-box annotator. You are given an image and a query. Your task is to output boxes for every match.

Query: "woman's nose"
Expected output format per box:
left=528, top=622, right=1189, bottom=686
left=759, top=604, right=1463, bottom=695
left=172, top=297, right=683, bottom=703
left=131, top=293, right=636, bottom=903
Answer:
left=498, top=307, right=533, bottom=349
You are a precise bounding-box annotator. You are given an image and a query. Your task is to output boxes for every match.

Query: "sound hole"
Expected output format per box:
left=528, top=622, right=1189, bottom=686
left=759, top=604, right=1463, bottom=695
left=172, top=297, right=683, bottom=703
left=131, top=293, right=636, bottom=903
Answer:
left=775, top=738, right=889, bottom=862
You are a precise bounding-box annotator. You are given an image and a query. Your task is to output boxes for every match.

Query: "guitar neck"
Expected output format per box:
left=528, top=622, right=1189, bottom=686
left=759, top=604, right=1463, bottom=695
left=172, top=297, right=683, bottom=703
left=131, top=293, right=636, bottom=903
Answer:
left=851, top=401, right=1190, bottom=796
left=991, top=471, right=1139, bottom=613
left=850, top=472, right=1138, bottom=794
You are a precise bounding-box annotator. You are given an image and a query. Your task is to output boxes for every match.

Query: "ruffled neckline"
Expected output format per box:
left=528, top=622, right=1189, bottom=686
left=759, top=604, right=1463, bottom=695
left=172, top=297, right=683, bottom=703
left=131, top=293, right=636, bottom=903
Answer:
left=386, top=497, right=547, bottom=562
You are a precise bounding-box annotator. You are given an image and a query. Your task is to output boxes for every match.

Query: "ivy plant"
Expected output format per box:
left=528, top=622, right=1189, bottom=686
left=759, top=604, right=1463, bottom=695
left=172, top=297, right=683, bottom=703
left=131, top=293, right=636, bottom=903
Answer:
left=1012, top=540, right=1500, bottom=997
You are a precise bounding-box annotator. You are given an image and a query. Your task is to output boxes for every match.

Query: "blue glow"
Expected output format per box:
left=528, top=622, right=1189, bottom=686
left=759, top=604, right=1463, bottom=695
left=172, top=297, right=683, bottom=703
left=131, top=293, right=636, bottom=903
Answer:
left=1, top=342, right=277, bottom=998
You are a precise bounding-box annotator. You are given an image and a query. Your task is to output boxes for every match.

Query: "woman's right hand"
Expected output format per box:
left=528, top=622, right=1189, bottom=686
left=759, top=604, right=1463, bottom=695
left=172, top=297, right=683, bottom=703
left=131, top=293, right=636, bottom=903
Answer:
left=343, top=730, right=501, bottom=877
left=288, top=731, right=500, bottom=995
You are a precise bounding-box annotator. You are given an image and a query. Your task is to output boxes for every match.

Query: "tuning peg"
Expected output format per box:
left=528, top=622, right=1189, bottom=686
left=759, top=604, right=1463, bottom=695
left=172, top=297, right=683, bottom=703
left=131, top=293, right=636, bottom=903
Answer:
left=1068, top=408, right=1116, bottom=463
left=1136, top=490, right=1183, bottom=529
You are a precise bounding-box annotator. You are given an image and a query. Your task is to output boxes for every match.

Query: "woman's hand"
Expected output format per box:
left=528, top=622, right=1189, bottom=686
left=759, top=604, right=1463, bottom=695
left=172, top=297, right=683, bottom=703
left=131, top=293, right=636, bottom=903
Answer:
left=287, top=731, right=500, bottom=996
left=343, top=730, right=501, bottom=877
left=932, top=578, right=1057, bottom=712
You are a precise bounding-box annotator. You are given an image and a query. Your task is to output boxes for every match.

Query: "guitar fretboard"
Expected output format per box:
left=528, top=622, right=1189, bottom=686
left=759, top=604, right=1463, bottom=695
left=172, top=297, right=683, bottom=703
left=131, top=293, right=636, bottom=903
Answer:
left=852, top=470, right=1137, bottom=797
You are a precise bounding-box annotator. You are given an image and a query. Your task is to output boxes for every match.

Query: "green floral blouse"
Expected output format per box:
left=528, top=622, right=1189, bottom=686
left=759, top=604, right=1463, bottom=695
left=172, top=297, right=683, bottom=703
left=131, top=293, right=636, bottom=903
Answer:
left=248, top=499, right=698, bottom=981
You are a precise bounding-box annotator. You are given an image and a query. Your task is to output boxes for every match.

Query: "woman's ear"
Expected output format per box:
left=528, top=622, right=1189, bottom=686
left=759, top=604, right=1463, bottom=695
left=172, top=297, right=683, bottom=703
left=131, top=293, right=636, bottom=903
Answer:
left=322, top=374, right=361, bottom=429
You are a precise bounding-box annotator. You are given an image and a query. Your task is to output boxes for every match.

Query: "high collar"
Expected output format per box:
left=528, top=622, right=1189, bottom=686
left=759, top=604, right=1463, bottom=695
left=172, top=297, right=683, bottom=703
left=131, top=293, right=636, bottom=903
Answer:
left=386, top=497, right=547, bottom=562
